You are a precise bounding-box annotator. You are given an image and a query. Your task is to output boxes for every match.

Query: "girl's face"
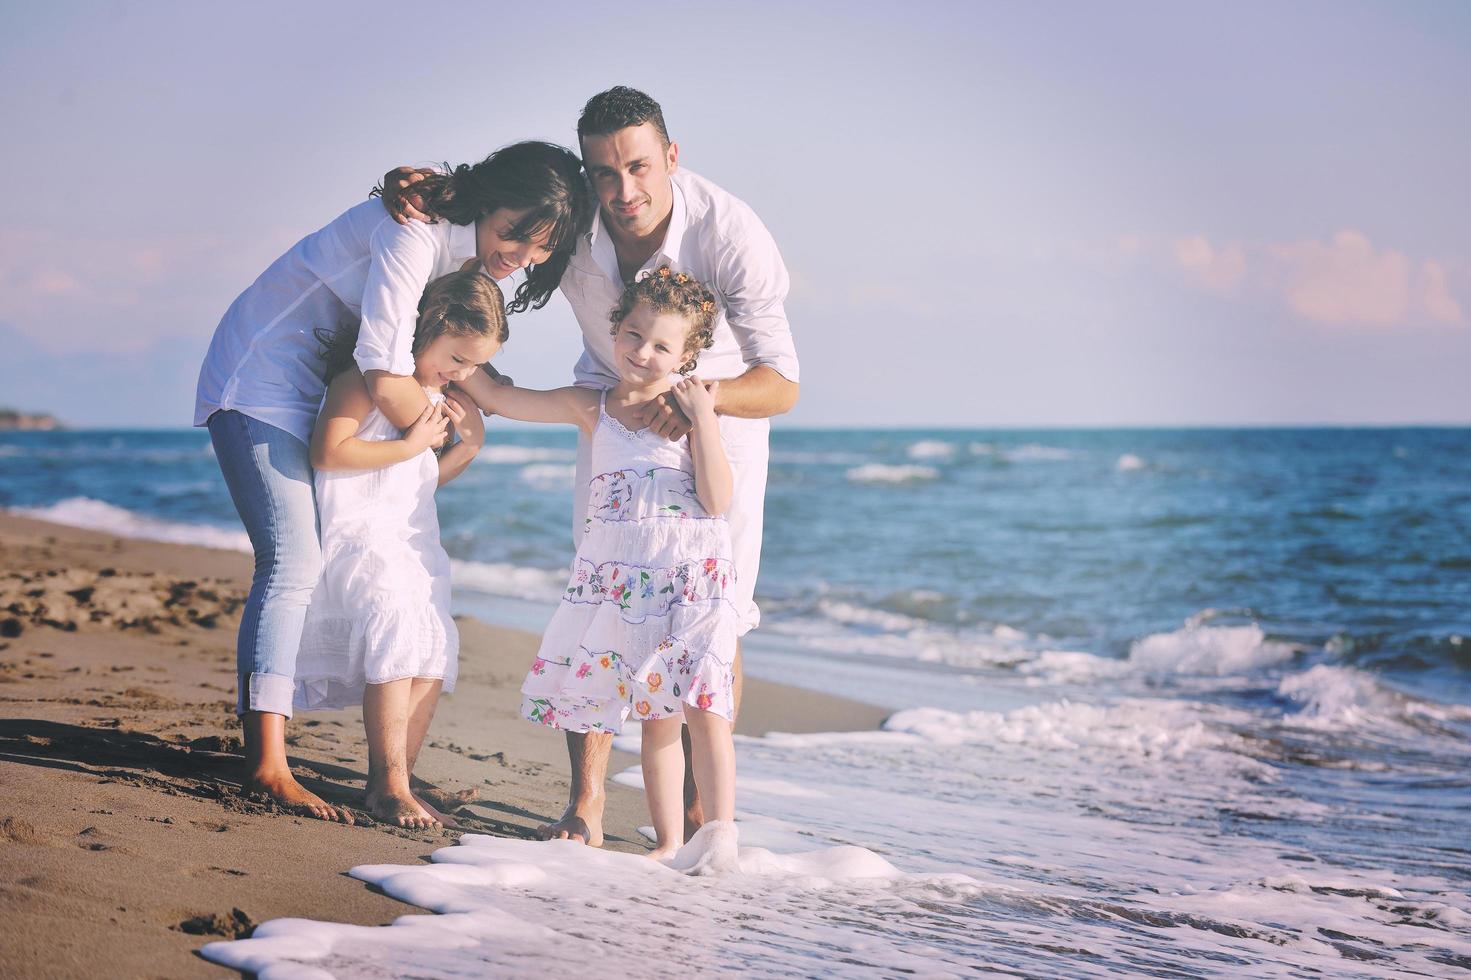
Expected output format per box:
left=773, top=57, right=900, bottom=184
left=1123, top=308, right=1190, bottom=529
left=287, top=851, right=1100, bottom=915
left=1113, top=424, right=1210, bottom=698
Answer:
left=476, top=208, right=556, bottom=281
left=414, top=332, right=501, bottom=388
left=612, top=300, right=691, bottom=385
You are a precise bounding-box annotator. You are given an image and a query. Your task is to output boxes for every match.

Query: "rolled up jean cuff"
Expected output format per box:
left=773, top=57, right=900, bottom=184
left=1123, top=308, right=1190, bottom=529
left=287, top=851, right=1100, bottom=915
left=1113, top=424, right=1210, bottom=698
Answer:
left=239, top=671, right=295, bottom=717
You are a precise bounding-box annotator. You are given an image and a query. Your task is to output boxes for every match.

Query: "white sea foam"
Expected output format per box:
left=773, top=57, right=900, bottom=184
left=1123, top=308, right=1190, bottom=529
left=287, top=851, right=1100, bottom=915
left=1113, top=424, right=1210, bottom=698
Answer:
left=477, top=444, right=575, bottom=464
left=1002, top=444, right=1073, bottom=462
left=882, top=699, right=1248, bottom=761
left=844, top=463, right=939, bottom=484
left=518, top=463, right=576, bottom=487
left=905, top=439, right=955, bottom=460
left=1115, top=453, right=1146, bottom=471
left=1018, top=649, right=1133, bottom=684
left=768, top=450, right=867, bottom=465
left=10, top=497, right=251, bottom=552
left=449, top=559, right=566, bottom=602
left=1129, top=621, right=1295, bottom=676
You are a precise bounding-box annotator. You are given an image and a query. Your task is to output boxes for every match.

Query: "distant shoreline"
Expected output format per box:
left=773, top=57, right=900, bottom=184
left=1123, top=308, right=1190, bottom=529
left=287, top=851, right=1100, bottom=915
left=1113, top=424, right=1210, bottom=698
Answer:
left=0, top=409, right=62, bottom=431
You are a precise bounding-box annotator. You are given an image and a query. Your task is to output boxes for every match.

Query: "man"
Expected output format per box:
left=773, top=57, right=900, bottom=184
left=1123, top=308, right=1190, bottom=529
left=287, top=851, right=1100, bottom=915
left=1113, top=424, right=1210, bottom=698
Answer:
left=385, top=86, right=799, bottom=846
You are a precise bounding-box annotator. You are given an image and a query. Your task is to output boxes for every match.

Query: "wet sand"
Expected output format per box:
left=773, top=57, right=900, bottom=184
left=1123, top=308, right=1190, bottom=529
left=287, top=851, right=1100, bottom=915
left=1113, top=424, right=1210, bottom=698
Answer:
left=0, top=513, right=890, bottom=978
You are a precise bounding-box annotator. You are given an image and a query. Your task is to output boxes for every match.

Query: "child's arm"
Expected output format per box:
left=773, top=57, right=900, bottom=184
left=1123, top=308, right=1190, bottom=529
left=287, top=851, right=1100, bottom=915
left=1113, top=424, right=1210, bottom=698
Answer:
left=436, top=392, right=484, bottom=487
left=670, top=378, right=732, bottom=517
left=311, top=367, right=447, bottom=471
left=453, top=372, right=599, bottom=435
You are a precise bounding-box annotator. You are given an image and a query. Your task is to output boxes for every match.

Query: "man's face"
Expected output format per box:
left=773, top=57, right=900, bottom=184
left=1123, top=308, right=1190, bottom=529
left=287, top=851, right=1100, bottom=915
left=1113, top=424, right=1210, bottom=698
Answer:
left=581, top=123, right=678, bottom=240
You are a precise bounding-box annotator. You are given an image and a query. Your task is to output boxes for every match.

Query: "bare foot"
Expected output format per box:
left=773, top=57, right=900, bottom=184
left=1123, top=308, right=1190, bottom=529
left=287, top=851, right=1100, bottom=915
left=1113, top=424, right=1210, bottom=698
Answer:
left=536, top=801, right=604, bottom=847
left=246, top=771, right=353, bottom=824
left=647, top=844, right=679, bottom=863
left=365, top=787, right=440, bottom=830
left=413, top=794, right=460, bottom=829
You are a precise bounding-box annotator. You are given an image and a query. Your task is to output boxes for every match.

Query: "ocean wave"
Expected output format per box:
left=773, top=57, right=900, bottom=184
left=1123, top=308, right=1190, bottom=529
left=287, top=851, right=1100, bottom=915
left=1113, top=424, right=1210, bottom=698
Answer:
left=845, top=463, right=939, bottom=484
left=479, top=445, right=576, bottom=464
left=519, top=463, right=577, bottom=487
left=1115, top=453, right=1146, bottom=472
left=1002, top=444, right=1073, bottom=463
left=906, top=440, right=955, bottom=460
left=450, top=559, right=567, bottom=602
left=10, top=497, right=251, bottom=552
left=769, top=450, right=868, bottom=465
left=1129, top=621, right=1296, bottom=676
left=1276, top=664, right=1471, bottom=735
left=881, top=699, right=1248, bottom=760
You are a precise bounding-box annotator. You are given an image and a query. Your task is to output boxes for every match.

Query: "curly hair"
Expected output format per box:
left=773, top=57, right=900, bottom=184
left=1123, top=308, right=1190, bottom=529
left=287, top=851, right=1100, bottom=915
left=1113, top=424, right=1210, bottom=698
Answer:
left=370, top=141, right=593, bottom=315
left=577, top=86, right=670, bottom=147
left=318, top=269, right=506, bottom=381
left=608, top=266, right=717, bottom=375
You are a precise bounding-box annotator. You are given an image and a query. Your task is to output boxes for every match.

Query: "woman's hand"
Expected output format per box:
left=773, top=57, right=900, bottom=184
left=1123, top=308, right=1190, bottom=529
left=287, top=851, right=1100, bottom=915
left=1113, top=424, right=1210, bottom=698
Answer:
left=670, top=377, right=719, bottom=424
left=404, top=403, right=449, bottom=454
left=380, top=166, right=437, bottom=225
left=444, top=392, right=484, bottom=450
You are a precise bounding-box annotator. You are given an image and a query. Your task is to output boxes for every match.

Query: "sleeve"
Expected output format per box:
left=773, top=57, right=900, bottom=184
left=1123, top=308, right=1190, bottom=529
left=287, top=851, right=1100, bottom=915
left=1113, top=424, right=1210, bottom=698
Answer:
left=354, top=218, right=441, bottom=377
left=572, top=348, right=620, bottom=390
left=714, top=208, right=800, bottom=383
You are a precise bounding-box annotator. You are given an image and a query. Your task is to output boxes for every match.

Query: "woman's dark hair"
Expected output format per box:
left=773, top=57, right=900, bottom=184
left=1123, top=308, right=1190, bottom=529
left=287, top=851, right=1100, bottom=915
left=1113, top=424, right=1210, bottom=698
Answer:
left=319, top=269, right=507, bottom=382
left=372, top=141, right=593, bottom=314
left=609, top=266, right=717, bottom=376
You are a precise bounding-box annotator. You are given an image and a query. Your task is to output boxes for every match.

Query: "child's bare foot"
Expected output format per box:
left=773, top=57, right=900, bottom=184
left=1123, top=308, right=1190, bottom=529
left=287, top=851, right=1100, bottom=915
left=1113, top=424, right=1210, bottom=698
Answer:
left=537, top=800, right=604, bottom=847
left=413, top=794, right=460, bottom=829
left=365, top=787, right=439, bottom=830
left=246, top=771, right=353, bottom=824
left=647, top=844, right=680, bottom=862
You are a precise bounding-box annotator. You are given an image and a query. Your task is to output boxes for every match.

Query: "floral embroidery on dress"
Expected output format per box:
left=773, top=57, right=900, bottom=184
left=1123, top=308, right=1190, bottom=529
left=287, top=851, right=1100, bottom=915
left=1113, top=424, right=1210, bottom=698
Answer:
left=519, top=391, right=739, bottom=731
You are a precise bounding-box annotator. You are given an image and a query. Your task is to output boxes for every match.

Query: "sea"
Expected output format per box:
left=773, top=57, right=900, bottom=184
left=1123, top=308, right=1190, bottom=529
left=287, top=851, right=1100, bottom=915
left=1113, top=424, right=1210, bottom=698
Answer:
left=3, top=426, right=1469, bottom=977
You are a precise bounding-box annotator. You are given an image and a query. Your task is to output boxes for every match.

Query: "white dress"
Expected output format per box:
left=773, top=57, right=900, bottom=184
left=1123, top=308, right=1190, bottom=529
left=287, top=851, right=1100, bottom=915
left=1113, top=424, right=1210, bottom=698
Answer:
left=521, top=395, right=739, bottom=732
left=293, top=390, right=457, bottom=710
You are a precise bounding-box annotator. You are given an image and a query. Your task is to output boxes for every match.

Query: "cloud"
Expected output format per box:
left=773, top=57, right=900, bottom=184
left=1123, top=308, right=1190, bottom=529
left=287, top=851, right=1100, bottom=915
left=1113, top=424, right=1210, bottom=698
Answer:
left=1174, top=235, right=1246, bottom=291
left=1169, top=229, right=1465, bottom=328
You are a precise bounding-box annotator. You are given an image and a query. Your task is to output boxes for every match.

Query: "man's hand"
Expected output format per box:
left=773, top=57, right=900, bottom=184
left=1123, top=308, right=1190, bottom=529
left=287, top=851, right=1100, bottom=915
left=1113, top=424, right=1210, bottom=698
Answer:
left=381, top=166, right=437, bottom=225
left=633, top=389, right=693, bottom=442
left=444, top=392, right=484, bottom=450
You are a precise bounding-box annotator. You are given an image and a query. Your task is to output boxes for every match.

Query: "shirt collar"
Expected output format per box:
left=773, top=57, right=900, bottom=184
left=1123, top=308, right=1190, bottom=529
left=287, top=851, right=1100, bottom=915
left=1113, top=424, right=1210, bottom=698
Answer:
left=449, top=219, right=478, bottom=260
left=585, top=174, right=688, bottom=284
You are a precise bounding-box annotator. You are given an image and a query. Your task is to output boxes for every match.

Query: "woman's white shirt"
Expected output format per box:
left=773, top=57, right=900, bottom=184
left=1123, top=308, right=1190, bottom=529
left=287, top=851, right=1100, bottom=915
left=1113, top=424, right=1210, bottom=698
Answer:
left=194, top=200, right=478, bottom=445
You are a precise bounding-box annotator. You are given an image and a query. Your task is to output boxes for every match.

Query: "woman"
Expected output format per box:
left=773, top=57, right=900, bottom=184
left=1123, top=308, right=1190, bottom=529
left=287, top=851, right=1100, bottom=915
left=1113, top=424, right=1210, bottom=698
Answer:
left=195, top=141, right=593, bottom=821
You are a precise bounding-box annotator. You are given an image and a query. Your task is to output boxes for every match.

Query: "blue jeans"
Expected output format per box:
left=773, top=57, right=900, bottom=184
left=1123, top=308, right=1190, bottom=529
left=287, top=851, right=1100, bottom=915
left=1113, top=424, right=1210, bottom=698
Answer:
left=208, top=410, right=321, bottom=717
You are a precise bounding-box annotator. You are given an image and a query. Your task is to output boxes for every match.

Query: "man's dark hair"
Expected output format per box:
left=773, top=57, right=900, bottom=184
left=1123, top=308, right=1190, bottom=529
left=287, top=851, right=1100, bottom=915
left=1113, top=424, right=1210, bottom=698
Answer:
left=577, top=86, right=670, bottom=147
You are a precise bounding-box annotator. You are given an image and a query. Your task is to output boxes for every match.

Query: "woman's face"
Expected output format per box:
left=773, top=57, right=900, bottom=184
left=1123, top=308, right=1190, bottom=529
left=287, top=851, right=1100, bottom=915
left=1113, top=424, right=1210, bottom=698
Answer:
left=476, top=208, right=556, bottom=281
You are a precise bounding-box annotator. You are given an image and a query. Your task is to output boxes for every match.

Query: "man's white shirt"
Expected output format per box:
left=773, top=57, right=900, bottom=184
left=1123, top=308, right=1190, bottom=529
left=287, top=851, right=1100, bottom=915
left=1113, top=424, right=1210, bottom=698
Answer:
left=559, top=168, right=799, bottom=633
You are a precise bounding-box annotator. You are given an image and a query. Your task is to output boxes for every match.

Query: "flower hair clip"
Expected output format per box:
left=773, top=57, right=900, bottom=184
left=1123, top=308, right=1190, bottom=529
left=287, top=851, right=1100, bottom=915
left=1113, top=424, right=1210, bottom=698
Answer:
left=700, top=300, right=714, bottom=312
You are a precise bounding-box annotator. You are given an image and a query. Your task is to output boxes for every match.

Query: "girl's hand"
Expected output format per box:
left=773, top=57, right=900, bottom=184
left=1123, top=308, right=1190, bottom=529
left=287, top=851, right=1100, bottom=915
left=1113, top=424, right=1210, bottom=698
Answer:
left=669, top=377, right=719, bottom=423
left=404, top=403, right=449, bottom=454
left=444, top=391, right=484, bottom=449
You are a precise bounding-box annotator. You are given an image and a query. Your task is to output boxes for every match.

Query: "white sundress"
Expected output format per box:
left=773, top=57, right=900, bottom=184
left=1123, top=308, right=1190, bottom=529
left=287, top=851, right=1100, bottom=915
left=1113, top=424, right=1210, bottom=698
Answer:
left=293, top=389, right=457, bottom=710
left=521, top=394, right=739, bottom=732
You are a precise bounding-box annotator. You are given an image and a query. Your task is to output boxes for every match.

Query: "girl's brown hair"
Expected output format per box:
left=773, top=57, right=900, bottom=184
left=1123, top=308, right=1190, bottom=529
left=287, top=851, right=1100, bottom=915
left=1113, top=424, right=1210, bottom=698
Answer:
left=318, top=269, right=507, bottom=381
left=608, top=266, right=718, bottom=375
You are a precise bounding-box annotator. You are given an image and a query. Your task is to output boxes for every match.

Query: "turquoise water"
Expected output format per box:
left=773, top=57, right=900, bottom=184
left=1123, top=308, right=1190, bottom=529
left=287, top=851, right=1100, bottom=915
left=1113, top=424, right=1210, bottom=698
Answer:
left=6, top=426, right=1471, bottom=974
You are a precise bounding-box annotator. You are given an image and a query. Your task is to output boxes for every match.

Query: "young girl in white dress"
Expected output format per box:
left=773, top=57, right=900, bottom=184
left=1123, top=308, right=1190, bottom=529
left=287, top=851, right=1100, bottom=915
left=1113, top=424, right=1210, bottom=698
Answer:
left=294, top=268, right=505, bottom=830
left=475, top=268, right=741, bottom=871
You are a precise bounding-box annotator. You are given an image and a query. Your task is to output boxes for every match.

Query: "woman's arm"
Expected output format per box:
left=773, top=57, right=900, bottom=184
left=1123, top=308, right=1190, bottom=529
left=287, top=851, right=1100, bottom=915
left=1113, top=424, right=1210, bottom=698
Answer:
left=671, top=378, right=732, bottom=517
left=311, top=368, right=446, bottom=471
left=436, top=392, right=484, bottom=487
left=355, top=219, right=445, bottom=430
left=454, top=373, right=599, bottom=435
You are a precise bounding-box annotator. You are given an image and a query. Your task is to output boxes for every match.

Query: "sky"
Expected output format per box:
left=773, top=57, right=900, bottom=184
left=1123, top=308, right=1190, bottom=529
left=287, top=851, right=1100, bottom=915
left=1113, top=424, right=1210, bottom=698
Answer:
left=1, top=0, right=1468, bottom=428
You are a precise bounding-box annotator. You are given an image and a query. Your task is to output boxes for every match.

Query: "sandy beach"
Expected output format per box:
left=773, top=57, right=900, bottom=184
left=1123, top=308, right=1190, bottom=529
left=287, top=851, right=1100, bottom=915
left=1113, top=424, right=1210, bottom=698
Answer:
left=0, top=513, right=890, bottom=978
